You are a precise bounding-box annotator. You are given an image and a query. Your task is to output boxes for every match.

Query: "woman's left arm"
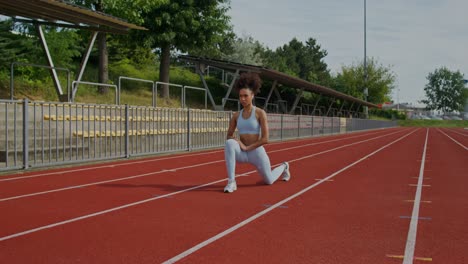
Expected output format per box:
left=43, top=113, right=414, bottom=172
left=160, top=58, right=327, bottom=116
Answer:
left=243, top=109, right=269, bottom=151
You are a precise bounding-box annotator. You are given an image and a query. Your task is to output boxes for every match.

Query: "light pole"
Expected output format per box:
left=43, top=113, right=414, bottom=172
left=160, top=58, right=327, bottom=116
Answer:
left=363, top=0, right=368, bottom=118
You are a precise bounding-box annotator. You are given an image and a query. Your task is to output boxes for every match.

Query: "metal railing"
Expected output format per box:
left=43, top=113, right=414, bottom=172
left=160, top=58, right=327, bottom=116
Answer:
left=155, top=82, right=184, bottom=108
left=71, top=81, right=118, bottom=104
left=118, top=77, right=155, bottom=106
left=0, top=99, right=397, bottom=172
left=183, top=86, right=208, bottom=109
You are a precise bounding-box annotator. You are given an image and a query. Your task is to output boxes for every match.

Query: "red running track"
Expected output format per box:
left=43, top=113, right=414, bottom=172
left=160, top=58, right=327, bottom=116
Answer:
left=0, top=127, right=466, bottom=263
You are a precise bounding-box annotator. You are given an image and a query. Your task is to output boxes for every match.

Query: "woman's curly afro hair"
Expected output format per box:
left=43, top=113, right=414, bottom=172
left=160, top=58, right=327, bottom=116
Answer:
left=234, top=72, right=262, bottom=95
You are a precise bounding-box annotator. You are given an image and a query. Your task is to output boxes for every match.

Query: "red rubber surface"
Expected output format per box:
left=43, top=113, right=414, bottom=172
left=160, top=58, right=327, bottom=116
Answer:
left=0, top=127, right=466, bottom=263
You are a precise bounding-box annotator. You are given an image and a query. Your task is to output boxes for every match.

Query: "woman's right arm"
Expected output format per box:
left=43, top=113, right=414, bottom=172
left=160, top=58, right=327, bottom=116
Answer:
left=226, top=112, right=238, bottom=140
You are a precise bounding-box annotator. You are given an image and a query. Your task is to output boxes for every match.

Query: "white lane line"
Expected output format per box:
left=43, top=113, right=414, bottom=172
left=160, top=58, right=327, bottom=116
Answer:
left=0, top=129, right=398, bottom=182
left=0, top=150, right=222, bottom=182
left=0, top=129, right=417, bottom=242
left=408, top=184, right=431, bottom=187
left=0, top=160, right=223, bottom=202
left=444, top=128, right=468, bottom=137
left=0, top=129, right=409, bottom=202
left=437, top=128, right=468, bottom=150
left=0, top=178, right=228, bottom=242
left=162, top=129, right=418, bottom=264
left=403, top=128, right=429, bottom=264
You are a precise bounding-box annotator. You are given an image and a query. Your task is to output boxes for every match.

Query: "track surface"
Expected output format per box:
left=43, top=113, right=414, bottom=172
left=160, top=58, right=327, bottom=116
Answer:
left=0, top=127, right=466, bottom=263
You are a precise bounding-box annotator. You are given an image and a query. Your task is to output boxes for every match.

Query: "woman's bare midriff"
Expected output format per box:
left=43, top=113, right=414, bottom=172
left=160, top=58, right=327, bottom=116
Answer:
left=240, top=134, right=260, bottom=147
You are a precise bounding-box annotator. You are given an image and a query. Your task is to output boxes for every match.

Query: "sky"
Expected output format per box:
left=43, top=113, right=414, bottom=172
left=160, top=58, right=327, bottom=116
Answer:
left=227, top=0, right=468, bottom=105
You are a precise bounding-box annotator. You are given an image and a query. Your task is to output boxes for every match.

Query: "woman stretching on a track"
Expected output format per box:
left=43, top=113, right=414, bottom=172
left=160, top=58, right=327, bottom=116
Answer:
left=224, top=72, right=290, bottom=193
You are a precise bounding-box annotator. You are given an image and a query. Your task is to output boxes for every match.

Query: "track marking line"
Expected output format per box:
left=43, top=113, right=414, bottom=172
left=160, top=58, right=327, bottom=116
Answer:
left=0, top=160, right=223, bottom=202
left=0, top=178, right=229, bottom=242
left=386, top=254, right=432, bottom=261
left=442, top=128, right=468, bottom=137
left=0, top=129, right=418, bottom=242
left=404, top=200, right=432, bottom=203
left=437, top=128, right=468, bottom=151
left=0, top=129, right=398, bottom=182
left=409, top=184, right=430, bottom=187
left=263, top=204, right=288, bottom=209
left=0, top=150, right=222, bottom=182
left=413, top=177, right=430, bottom=180
left=314, top=179, right=334, bottom=181
left=161, top=130, right=418, bottom=263
left=0, top=129, right=410, bottom=202
left=403, top=128, right=429, bottom=264
left=399, top=216, right=432, bottom=220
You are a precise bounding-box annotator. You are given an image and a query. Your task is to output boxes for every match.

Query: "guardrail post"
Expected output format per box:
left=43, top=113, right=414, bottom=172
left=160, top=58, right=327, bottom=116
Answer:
left=311, top=116, right=314, bottom=136
left=280, top=115, right=284, bottom=140
left=331, top=117, right=334, bottom=135
left=125, top=104, right=129, bottom=158
left=324, top=117, right=327, bottom=134
left=10, top=64, right=14, bottom=100
left=187, top=108, right=191, bottom=151
left=22, top=98, right=29, bottom=169
left=297, top=115, right=300, bottom=138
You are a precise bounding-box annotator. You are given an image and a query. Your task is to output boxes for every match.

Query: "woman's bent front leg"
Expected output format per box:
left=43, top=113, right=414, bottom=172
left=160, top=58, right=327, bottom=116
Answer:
left=248, top=147, right=286, bottom=185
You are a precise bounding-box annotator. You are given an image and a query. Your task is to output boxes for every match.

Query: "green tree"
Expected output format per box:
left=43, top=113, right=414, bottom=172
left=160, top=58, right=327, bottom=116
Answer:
left=221, top=34, right=264, bottom=65
left=333, top=58, right=395, bottom=104
left=139, top=0, right=233, bottom=98
left=261, top=37, right=330, bottom=86
left=0, top=20, right=40, bottom=68
left=421, top=67, right=466, bottom=114
left=71, top=0, right=163, bottom=89
left=0, top=20, right=81, bottom=74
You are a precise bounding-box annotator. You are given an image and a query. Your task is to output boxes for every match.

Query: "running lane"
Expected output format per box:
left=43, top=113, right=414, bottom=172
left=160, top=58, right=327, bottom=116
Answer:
left=167, top=128, right=427, bottom=264
left=413, top=128, right=468, bottom=263
left=0, top=129, right=395, bottom=196
left=0, top=129, right=408, bottom=238
left=438, top=128, right=468, bottom=147
left=0, top=129, right=412, bottom=263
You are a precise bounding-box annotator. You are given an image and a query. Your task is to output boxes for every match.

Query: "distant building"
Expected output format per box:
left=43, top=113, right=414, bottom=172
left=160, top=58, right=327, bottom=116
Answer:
left=381, top=102, right=428, bottom=118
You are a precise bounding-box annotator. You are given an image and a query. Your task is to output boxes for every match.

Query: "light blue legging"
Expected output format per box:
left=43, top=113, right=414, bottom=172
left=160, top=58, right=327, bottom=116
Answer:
left=225, top=139, right=286, bottom=184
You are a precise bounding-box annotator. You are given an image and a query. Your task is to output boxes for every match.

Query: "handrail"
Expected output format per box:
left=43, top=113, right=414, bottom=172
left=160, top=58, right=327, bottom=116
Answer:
left=183, top=86, right=207, bottom=109
left=222, top=98, right=241, bottom=111
left=71, top=81, right=118, bottom=104
left=155, top=82, right=184, bottom=108
left=118, top=76, right=155, bottom=105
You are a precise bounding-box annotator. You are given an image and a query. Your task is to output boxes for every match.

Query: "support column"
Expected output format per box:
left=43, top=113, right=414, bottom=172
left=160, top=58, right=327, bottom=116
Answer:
left=74, top=31, right=98, bottom=101
left=264, top=80, right=277, bottom=106
left=326, top=98, right=336, bottom=116
left=289, top=88, right=304, bottom=115
left=221, top=69, right=240, bottom=108
left=338, top=101, right=345, bottom=116
left=196, top=64, right=217, bottom=109
left=36, top=25, right=63, bottom=96
left=347, top=102, right=355, bottom=117
left=273, top=87, right=287, bottom=113
left=312, top=95, right=322, bottom=116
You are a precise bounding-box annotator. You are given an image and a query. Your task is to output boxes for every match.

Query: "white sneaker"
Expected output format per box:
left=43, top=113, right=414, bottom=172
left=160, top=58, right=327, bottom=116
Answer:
left=224, top=181, right=237, bottom=193
left=281, top=162, right=291, bottom=181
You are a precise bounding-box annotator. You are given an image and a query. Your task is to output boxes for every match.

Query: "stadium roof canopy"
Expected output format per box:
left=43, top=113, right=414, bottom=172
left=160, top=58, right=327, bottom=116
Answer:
left=179, top=55, right=377, bottom=115
left=0, top=0, right=146, bottom=34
